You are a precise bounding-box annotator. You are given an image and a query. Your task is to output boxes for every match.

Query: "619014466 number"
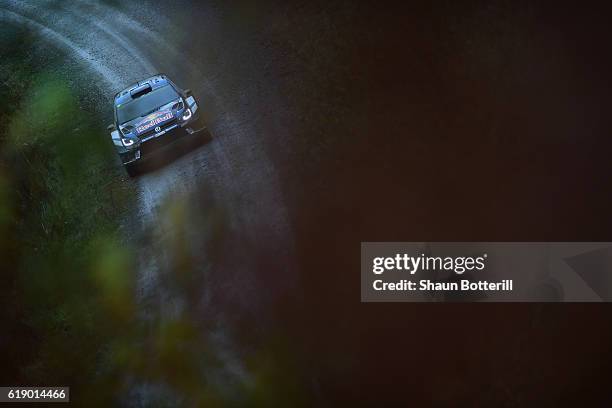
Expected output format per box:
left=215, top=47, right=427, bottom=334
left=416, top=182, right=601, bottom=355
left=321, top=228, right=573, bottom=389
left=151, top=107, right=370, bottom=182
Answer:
left=1, top=387, right=69, bottom=402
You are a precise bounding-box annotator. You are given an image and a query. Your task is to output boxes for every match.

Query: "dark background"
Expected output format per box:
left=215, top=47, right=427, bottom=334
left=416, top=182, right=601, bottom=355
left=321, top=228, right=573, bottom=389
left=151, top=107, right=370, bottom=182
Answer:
left=238, top=1, right=612, bottom=405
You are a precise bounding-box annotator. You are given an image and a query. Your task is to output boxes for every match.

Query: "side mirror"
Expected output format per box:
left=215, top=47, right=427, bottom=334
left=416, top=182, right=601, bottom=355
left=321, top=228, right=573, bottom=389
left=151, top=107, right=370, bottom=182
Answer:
left=183, top=89, right=192, bottom=97
left=107, top=124, right=115, bottom=131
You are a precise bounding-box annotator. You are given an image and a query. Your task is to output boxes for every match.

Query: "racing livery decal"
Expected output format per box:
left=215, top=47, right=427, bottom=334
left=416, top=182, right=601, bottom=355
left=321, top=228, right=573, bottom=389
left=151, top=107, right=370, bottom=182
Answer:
left=136, top=110, right=174, bottom=134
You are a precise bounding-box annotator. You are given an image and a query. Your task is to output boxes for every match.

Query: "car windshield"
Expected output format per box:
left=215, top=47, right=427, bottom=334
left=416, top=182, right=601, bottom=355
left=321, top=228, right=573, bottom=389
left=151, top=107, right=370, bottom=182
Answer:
left=116, top=85, right=179, bottom=124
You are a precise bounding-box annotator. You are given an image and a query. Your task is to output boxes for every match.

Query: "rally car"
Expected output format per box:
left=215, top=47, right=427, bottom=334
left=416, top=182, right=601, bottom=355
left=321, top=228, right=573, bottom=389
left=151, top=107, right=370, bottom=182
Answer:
left=108, top=74, right=205, bottom=176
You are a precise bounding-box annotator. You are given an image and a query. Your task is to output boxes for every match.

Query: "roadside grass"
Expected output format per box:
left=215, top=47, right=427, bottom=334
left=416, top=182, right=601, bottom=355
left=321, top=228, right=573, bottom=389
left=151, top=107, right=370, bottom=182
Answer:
left=0, top=48, right=135, bottom=404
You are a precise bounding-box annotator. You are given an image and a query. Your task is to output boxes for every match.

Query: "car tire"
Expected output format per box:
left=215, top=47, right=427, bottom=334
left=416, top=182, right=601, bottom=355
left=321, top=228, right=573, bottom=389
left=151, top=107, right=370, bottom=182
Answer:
left=125, top=163, right=139, bottom=177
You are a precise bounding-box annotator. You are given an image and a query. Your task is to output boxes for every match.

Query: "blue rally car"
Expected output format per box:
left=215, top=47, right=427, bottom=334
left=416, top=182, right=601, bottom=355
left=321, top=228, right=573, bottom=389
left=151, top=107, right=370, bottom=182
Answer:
left=108, top=74, right=205, bottom=176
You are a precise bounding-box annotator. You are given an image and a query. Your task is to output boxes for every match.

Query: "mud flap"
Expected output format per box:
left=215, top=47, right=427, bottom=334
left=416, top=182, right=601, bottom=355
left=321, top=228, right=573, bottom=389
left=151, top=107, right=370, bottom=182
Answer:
left=185, top=96, right=206, bottom=133
left=185, top=96, right=198, bottom=113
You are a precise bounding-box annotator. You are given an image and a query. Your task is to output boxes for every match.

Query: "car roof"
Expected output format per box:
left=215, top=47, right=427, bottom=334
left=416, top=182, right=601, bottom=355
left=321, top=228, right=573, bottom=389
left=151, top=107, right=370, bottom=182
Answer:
left=114, top=74, right=172, bottom=106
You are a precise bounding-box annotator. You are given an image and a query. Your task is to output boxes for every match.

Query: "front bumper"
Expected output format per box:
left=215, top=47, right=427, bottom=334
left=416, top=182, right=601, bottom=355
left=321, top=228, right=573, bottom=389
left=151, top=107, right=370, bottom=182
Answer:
left=119, top=116, right=205, bottom=165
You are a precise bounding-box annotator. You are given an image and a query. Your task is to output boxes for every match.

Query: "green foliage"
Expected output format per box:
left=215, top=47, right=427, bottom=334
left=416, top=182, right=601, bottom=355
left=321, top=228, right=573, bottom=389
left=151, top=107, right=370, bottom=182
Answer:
left=0, top=70, right=134, bottom=403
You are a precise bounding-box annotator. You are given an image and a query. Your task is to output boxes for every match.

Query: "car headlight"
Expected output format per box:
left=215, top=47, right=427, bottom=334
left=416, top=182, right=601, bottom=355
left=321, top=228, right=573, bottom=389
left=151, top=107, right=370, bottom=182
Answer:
left=121, top=125, right=134, bottom=136
left=182, top=108, right=192, bottom=121
left=121, top=138, right=135, bottom=147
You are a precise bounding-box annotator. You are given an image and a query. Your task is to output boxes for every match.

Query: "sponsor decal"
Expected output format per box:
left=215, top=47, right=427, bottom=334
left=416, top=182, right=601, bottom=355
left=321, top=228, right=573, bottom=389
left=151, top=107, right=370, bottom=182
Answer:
left=136, top=110, right=174, bottom=134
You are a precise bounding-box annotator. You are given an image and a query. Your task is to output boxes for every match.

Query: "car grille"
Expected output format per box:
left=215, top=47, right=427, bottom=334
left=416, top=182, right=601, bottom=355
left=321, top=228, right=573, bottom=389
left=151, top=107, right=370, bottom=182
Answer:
left=139, top=118, right=177, bottom=139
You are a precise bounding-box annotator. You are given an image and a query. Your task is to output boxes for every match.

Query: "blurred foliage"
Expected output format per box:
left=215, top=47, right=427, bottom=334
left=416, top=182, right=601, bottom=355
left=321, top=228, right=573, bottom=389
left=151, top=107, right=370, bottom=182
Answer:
left=0, top=70, right=134, bottom=405
left=0, top=24, right=135, bottom=404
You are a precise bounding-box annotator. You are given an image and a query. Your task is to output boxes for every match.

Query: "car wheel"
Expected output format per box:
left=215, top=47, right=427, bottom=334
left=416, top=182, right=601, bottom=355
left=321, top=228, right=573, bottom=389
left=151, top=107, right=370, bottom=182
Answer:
left=125, top=163, right=139, bottom=177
